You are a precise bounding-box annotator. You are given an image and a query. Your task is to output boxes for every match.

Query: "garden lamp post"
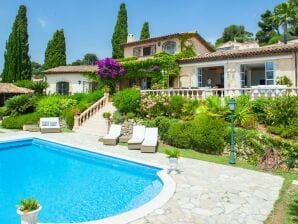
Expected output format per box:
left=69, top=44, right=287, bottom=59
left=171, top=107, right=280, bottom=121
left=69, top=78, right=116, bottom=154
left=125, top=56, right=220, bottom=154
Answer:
left=161, top=69, right=165, bottom=89
left=228, top=98, right=236, bottom=164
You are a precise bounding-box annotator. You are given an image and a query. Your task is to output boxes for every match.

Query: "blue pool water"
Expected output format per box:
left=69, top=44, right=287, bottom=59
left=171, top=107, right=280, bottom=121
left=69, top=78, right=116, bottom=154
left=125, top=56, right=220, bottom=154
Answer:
left=0, top=138, right=163, bottom=223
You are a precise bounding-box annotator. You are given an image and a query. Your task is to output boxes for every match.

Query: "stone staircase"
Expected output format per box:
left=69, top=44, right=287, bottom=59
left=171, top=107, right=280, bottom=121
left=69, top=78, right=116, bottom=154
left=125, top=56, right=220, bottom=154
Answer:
left=74, top=94, right=116, bottom=137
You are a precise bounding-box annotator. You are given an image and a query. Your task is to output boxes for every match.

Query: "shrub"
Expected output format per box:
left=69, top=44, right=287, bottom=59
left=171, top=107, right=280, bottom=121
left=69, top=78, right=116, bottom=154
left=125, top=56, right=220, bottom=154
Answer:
left=112, top=110, right=125, bottom=124
left=5, top=95, right=36, bottom=115
left=167, top=122, right=192, bottom=149
left=265, top=95, right=298, bottom=126
left=37, top=96, right=77, bottom=117
left=15, top=80, right=49, bottom=94
left=276, top=76, right=293, bottom=87
left=189, top=114, right=228, bottom=154
left=125, top=112, right=135, bottom=119
left=168, top=96, right=184, bottom=118
left=2, top=113, right=41, bottom=129
left=70, top=90, right=103, bottom=112
left=154, top=116, right=177, bottom=140
left=181, top=99, right=199, bottom=120
left=0, top=107, right=8, bottom=120
left=103, top=112, right=112, bottom=119
left=17, top=197, right=40, bottom=212
left=64, top=111, right=74, bottom=130
left=267, top=119, right=298, bottom=139
left=233, top=95, right=256, bottom=128
left=251, top=97, right=270, bottom=123
left=112, top=88, right=141, bottom=114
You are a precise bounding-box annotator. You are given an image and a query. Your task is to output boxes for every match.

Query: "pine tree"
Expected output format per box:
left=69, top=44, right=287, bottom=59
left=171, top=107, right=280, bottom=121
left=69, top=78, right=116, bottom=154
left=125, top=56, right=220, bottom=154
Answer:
left=2, top=5, right=31, bottom=82
left=44, top=29, right=66, bottom=69
left=111, top=3, right=128, bottom=59
left=140, top=22, right=150, bottom=40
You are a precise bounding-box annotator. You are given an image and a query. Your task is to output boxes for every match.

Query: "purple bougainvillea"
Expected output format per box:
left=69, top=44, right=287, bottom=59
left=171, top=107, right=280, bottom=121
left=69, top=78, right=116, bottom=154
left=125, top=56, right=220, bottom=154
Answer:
left=96, top=58, right=125, bottom=79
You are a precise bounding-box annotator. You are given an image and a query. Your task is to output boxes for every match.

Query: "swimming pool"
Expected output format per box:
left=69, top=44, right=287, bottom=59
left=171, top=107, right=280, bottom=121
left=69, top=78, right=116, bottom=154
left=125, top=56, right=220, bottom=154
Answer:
left=0, top=138, right=164, bottom=223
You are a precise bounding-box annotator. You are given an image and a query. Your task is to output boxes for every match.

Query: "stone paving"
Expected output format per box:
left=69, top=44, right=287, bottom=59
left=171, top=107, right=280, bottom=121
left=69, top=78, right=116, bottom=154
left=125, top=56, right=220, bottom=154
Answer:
left=0, top=131, right=284, bottom=224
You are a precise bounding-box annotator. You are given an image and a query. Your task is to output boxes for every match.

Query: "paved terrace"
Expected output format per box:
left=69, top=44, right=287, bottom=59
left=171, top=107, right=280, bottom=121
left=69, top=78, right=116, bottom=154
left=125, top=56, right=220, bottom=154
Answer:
left=0, top=131, right=283, bottom=224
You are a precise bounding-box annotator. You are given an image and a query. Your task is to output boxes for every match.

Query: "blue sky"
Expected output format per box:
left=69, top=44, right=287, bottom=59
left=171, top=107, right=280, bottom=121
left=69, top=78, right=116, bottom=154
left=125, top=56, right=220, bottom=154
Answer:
left=0, top=0, right=284, bottom=71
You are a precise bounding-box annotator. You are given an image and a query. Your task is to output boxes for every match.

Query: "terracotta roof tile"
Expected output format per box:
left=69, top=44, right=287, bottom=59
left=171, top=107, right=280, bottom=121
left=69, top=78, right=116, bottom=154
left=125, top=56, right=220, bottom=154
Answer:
left=44, top=65, right=97, bottom=74
left=122, top=31, right=215, bottom=52
left=179, top=43, right=298, bottom=64
left=0, top=83, right=34, bottom=94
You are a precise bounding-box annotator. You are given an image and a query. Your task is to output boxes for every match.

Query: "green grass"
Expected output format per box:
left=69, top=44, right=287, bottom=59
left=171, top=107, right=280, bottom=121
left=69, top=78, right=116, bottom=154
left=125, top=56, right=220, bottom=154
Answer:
left=286, top=186, right=298, bottom=224
left=157, top=143, right=298, bottom=224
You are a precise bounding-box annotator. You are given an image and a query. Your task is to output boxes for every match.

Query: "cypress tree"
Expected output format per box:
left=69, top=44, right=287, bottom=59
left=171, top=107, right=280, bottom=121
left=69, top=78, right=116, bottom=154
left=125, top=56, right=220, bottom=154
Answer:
left=44, top=29, right=66, bottom=69
left=2, top=5, right=31, bottom=82
left=111, top=3, right=128, bottom=59
left=140, top=22, right=150, bottom=40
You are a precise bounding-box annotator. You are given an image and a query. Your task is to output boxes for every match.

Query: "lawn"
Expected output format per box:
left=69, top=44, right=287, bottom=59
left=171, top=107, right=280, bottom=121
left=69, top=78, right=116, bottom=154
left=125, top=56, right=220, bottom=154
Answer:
left=158, top=143, right=298, bottom=224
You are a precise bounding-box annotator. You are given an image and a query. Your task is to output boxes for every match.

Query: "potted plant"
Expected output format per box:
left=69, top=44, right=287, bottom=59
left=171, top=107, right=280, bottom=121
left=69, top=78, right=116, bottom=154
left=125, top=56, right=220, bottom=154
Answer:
left=165, top=149, right=181, bottom=174
left=103, top=112, right=112, bottom=131
left=17, top=197, right=42, bottom=224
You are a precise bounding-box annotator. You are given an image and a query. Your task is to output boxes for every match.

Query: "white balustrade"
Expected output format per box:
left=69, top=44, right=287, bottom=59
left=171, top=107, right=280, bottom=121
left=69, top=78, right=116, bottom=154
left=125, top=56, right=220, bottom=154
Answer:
left=141, top=87, right=298, bottom=100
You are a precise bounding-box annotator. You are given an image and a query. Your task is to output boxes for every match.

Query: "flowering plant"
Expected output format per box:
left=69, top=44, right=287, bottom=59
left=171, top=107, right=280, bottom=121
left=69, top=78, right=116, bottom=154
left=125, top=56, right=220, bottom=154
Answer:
left=96, top=58, right=125, bottom=79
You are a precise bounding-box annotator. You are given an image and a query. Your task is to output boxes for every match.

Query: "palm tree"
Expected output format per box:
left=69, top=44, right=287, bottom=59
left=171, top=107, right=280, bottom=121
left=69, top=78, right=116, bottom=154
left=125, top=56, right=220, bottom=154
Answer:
left=273, top=0, right=298, bottom=44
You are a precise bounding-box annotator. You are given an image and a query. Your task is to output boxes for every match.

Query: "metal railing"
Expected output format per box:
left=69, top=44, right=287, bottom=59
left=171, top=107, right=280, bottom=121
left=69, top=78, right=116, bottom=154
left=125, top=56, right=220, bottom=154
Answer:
left=141, top=87, right=298, bottom=100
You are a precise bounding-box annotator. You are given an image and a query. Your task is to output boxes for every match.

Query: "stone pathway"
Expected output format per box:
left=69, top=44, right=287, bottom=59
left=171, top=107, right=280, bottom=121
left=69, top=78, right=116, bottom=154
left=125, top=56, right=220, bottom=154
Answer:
left=0, top=132, right=283, bottom=224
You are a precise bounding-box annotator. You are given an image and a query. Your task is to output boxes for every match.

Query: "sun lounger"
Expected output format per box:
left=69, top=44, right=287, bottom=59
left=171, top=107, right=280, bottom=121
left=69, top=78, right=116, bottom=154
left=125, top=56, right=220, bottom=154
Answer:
left=103, top=125, right=122, bottom=145
left=141, top=128, right=158, bottom=153
left=128, top=125, right=146, bottom=150
left=39, top=117, right=61, bottom=133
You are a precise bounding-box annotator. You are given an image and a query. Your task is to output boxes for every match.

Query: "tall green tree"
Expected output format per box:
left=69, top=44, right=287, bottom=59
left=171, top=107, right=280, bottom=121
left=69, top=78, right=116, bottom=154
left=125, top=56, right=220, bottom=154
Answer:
left=140, top=22, right=150, bottom=40
left=44, top=29, right=66, bottom=69
left=256, top=10, right=281, bottom=45
left=2, top=5, right=31, bottom=82
left=111, top=3, right=128, bottom=59
left=83, top=53, right=98, bottom=65
left=273, top=0, right=298, bottom=43
left=31, top=61, right=43, bottom=78
left=215, top=25, right=253, bottom=47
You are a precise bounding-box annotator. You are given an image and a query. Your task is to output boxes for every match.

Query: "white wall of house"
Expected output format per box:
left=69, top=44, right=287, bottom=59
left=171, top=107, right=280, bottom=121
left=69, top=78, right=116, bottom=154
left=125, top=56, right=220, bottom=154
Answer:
left=45, top=73, right=90, bottom=95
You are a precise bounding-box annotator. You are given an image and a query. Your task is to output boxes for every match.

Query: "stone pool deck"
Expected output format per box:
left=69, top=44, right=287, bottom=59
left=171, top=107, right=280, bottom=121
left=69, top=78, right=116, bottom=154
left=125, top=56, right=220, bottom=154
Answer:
left=0, top=131, right=283, bottom=224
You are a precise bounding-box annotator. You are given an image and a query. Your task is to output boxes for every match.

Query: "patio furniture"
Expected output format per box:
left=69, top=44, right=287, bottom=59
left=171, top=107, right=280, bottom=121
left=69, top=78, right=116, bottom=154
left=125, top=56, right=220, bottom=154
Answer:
left=141, top=128, right=158, bottom=153
left=103, top=124, right=122, bottom=145
left=39, top=117, right=61, bottom=133
left=128, top=125, right=146, bottom=150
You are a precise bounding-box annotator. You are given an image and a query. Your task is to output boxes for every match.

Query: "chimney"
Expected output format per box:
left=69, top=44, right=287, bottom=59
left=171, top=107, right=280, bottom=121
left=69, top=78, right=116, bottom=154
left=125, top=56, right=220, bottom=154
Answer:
left=127, top=34, right=135, bottom=43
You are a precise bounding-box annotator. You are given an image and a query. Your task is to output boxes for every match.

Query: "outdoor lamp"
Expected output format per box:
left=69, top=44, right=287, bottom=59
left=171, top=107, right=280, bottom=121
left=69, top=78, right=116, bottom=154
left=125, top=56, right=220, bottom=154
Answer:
left=78, top=80, right=82, bottom=84
left=228, top=98, right=236, bottom=164
left=228, top=98, right=236, bottom=111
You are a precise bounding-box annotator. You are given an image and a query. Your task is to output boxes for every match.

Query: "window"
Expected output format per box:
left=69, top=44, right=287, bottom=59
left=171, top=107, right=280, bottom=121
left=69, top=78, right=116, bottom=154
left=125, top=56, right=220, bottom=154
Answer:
left=162, top=41, right=176, bottom=55
left=133, top=47, right=141, bottom=57
left=240, top=65, right=245, bottom=88
left=197, top=68, right=202, bottom=87
left=143, top=46, right=151, bottom=56
left=56, top=82, right=69, bottom=96
left=142, top=45, right=156, bottom=56
left=265, top=62, right=275, bottom=85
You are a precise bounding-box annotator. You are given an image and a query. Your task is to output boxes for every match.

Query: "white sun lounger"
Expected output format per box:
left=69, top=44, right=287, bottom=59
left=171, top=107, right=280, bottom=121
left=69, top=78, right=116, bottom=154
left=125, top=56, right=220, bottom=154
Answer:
left=141, top=128, right=158, bottom=153
left=39, top=117, right=61, bottom=133
left=103, top=125, right=122, bottom=145
left=128, top=125, right=146, bottom=150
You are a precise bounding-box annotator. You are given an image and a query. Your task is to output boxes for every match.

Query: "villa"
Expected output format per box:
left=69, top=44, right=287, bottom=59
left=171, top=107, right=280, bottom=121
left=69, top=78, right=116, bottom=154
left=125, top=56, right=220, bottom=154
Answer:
left=44, top=31, right=298, bottom=96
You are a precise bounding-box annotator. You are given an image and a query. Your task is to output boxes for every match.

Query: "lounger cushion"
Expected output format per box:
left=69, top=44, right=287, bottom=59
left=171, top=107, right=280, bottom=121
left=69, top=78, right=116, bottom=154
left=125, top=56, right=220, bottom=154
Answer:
left=142, top=128, right=158, bottom=146
left=128, top=126, right=146, bottom=144
left=103, top=125, right=122, bottom=140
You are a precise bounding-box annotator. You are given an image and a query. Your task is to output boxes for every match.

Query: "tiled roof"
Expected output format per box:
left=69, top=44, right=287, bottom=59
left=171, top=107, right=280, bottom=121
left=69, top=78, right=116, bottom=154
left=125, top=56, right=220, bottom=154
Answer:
left=122, top=31, right=215, bottom=52
left=44, top=65, right=97, bottom=74
left=179, top=43, right=298, bottom=64
left=0, top=83, right=34, bottom=94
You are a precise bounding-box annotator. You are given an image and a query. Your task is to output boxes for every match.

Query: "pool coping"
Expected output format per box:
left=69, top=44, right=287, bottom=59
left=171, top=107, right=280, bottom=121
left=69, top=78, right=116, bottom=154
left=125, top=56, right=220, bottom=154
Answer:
left=0, top=134, right=176, bottom=224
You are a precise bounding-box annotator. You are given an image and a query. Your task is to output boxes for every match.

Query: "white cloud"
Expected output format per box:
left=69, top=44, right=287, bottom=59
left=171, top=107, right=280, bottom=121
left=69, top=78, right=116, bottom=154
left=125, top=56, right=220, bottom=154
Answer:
left=37, top=18, right=46, bottom=28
